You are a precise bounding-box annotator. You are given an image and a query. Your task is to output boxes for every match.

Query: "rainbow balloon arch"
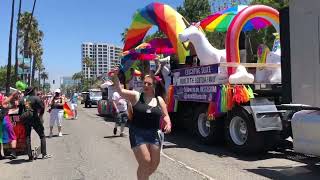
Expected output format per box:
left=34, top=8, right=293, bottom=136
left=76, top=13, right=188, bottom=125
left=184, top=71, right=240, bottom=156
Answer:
left=225, top=5, right=280, bottom=75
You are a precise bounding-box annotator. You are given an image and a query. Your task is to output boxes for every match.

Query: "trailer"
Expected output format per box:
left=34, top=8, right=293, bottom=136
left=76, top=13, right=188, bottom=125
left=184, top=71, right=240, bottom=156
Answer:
left=170, top=1, right=320, bottom=156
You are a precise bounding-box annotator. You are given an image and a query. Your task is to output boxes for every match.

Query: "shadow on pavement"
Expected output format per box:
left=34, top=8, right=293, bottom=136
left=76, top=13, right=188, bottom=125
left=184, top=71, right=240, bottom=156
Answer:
left=5, top=159, right=30, bottom=165
left=163, top=129, right=320, bottom=178
left=45, top=133, right=70, bottom=138
left=104, top=135, right=121, bottom=139
left=246, top=164, right=320, bottom=180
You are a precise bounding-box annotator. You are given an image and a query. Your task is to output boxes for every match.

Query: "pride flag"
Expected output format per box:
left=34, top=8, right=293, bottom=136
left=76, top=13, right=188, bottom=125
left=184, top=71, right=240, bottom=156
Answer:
left=63, top=103, right=74, bottom=119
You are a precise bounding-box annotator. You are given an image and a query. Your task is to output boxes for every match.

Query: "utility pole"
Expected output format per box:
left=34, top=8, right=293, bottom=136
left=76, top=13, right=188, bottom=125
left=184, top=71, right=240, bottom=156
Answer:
left=6, top=0, right=16, bottom=95
left=14, top=0, right=22, bottom=82
left=24, top=0, right=37, bottom=85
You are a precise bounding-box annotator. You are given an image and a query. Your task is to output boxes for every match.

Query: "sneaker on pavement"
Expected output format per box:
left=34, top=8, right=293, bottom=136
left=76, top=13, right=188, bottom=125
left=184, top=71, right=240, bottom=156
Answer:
left=42, top=154, right=52, bottom=159
left=49, top=132, right=53, bottom=138
left=113, top=127, right=117, bottom=135
left=58, top=132, right=63, bottom=137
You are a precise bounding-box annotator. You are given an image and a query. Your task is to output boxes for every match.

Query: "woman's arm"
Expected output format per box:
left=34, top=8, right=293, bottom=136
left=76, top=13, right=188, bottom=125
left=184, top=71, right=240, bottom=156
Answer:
left=1, top=91, right=19, bottom=108
left=111, top=71, right=139, bottom=105
left=158, top=96, right=171, bottom=133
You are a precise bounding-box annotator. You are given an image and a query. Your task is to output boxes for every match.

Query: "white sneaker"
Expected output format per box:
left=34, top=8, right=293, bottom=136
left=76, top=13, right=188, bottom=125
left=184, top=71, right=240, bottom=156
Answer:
left=58, top=132, right=63, bottom=137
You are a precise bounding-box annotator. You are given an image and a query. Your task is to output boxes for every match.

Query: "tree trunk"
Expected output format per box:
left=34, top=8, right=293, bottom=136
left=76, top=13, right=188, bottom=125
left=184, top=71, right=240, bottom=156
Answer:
left=14, top=0, right=22, bottom=81
left=38, top=69, right=41, bottom=89
left=6, top=0, right=16, bottom=95
left=42, top=78, right=45, bottom=92
left=31, top=56, right=36, bottom=86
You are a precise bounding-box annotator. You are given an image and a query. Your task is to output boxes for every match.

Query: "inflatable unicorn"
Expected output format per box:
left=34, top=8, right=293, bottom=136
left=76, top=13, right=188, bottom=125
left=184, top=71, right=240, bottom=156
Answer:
left=178, top=24, right=226, bottom=65
left=179, top=24, right=254, bottom=84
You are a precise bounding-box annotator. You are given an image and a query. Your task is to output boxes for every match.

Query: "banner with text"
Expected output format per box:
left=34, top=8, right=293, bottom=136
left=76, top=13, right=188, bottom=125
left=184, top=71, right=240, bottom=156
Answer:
left=172, top=64, right=219, bottom=102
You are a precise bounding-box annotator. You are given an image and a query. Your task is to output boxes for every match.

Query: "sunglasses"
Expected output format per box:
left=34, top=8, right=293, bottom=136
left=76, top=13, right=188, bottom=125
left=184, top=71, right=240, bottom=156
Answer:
left=143, top=82, right=153, bottom=87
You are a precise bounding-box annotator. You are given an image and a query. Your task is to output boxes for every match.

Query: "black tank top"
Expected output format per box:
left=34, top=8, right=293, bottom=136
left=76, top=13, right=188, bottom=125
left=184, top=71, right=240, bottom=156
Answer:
left=131, top=93, right=162, bottom=129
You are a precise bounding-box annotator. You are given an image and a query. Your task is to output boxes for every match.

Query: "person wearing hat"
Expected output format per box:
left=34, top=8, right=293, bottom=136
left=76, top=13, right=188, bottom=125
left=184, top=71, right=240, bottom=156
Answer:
left=49, top=89, right=64, bottom=137
left=19, top=87, right=51, bottom=160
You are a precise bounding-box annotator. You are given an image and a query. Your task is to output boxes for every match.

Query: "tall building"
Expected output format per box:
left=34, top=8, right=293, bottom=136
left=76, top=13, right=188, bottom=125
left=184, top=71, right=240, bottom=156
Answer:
left=81, top=43, right=122, bottom=78
left=60, top=76, right=79, bottom=88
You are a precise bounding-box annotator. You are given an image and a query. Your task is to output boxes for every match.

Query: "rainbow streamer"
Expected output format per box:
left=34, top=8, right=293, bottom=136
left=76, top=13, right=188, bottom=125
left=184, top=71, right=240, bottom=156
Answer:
left=257, top=44, right=270, bottom=64
left=207, top=101, right=216, bottom=120
left=173, top=100, right=178, bottom=113
left=167, top=85, right=175, bottom=113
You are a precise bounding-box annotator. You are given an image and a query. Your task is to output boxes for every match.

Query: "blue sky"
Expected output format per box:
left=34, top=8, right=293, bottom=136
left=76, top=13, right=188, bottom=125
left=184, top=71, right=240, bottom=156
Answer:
left=0, top=0, right=183, bottom=89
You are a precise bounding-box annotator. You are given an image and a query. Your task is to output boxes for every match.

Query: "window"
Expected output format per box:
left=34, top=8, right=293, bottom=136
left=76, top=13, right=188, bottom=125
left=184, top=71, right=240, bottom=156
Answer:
left=98, top=45, right=102, bottom=47
left=98, top=55, right=102, bottom=57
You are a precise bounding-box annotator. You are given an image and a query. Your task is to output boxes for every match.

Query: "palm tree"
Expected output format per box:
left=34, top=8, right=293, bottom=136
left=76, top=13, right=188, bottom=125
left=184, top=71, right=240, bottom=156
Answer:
left=31, top=40, right=43, bottom=85
left=18, top=11, right=43, bottom=85
left=40, top=71, right=48, bottom=91
left=14, top=0, right=22, bottom=81
left=6, top=0, right=16, bottom=95
left=72, top=72, right=83, bottom=91
left=36, top=61, right=44, bottom=89
left=82, top=56, right=93, bottom=87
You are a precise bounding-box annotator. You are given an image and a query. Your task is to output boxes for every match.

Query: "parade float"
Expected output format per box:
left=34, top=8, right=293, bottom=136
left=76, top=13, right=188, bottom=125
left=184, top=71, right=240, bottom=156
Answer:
left=119, top=1, right=320, bottom=155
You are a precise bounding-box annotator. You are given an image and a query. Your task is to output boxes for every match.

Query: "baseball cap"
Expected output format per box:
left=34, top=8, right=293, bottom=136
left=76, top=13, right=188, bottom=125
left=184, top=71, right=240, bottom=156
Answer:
left=54, top=89, right=61, bottom=93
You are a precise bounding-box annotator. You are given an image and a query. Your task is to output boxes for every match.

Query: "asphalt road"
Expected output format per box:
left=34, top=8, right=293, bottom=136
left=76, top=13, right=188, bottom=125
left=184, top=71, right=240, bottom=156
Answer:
left=1, top=106, right=320, bottom=180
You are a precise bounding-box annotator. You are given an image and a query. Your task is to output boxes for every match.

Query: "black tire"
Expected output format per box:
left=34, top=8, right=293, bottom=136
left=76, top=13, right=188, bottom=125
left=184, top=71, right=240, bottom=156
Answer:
left=225, top=106, right=264, bottom=154
left=193, top=105, right=224, bottom=145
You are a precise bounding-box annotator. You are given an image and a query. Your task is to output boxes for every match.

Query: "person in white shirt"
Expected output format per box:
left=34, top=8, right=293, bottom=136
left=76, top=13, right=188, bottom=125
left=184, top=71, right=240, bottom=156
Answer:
left=112, top=84, right=128, bottom=137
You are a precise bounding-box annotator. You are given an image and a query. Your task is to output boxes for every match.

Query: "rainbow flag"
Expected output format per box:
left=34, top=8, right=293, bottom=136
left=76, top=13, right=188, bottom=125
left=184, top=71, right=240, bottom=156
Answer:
left=63, top=103, right=74, bottom=119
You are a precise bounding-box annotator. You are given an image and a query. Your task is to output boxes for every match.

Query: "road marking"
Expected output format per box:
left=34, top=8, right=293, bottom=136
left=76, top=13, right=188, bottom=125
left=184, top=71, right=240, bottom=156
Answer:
left=161, top=152, right=215, bottom=180
left=101, top=118, right=215, bottom=180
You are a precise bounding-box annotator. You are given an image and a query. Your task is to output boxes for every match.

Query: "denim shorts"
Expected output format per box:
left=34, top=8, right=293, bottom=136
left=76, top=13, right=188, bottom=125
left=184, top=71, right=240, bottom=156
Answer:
left=129, top=125, right=160, bottom=149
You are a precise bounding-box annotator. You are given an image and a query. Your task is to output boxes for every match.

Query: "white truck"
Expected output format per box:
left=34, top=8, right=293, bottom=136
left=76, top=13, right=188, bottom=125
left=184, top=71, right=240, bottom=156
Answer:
left=171, top=0, right=320, bottom=156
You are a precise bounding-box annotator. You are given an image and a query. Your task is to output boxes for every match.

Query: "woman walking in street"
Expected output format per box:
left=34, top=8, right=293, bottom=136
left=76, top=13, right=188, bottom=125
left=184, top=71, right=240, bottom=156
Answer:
left=49, top=89, right=64, bottom=137
left=110, top=68, right=171, bottom=180
left=112, top=83, right=128, bottom=137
